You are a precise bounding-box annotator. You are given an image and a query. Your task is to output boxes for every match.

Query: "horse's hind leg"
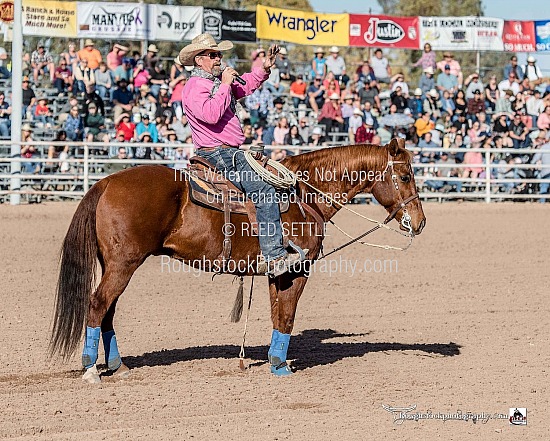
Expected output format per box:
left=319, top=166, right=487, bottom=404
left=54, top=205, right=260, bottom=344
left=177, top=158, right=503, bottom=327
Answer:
left=268, top=274, right=308, bottom=376
left=100, top=298, right=130, bottom=378
left=82, top=260, right=141, bottom=384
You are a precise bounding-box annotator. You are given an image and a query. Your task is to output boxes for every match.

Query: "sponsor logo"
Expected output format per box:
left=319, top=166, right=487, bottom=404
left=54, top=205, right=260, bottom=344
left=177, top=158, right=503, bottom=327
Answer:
left=204, top=9, right=222, bottom=39
left=364, top=18, right=405, bottom=44
left=0, top=1, right=14, bottom=23
left=157, top=10, right=195, bottom=31
left=509, top=408, right=527, bottom=426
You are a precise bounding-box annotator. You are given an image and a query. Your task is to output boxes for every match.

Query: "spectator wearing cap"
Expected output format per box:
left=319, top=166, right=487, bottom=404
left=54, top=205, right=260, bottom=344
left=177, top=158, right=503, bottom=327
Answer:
left=21, top=76, right=36, bottom=119
left=318, top=93, right=344, bottom=133
left=133, top=60, right=151, bottom=90
left=134, top=84, right=157, bottom=120
left=409, top=88, right=424, bottom=117
left=267, top=96, right=295, bottom=127
left=467, top=90, right=486, bottom=119
left=503, top=55, right=523, bottom=82
left=308, top=75, right=326, bottom=114
left=413, top=43, right=436, bottom=72
left=135, top=113, right=158, bottom=143
left=311, top=47, right=327, bottom=79
left=143, top=44, right=159, bottom=73
left=112, top=79, right=135, bottom=123
left=149, top=62, right=169, bottom=98
left=114, top=58, right=134, bottom=85
left=63, top=105, right=84, bottom=141
left=436, top=64, right=458, bottom=95
left=436, top=52, right=462, bottom=87
left=370, top=48, right=391, bottom=84
left=508, top=113, right=529, bottom=149
left=95, top=62, right=113, bottom=101
left=84, top=102, right=109, bottom=143
left=107, top=44, right=129, bottom=72
left=419, top=66, right=435, bottom=97
left=78, top=39, right=102, bottom=71
left=0, top=92, right=11, bottom=138
left=34, top=96, right=53, bottom=126
left=498, top=71, right=521, bottom=96
left=31, top=43, right=55, bottom=84
left=53, top=58, right=73, bottom=95
left=523, top=56, right=544, bottom=86
left=275, top=47, right=293, bottom=85
left=245, top=83, right=273, bottom=126
left=464, top=72, right=484, bottom=100
left=348, top=107, right=363, bottom=141
left=73, top=58, right=95, bottom=96
left=325, top=46, right=347, bottom=84
left=289, top=74, right=308, bottom=109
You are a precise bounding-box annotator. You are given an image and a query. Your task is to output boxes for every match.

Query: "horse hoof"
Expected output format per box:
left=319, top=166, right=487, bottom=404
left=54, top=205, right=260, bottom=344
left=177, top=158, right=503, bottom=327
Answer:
left=115, top=363, right=130, bottom=378
left=82, top=366, right=101, bottom=384
left=270, top=362, right=293, bottom=376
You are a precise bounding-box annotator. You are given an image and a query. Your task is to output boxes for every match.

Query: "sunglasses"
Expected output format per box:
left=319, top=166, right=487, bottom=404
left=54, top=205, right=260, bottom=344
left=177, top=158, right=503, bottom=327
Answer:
left=199, top=51, right=223, bottom=59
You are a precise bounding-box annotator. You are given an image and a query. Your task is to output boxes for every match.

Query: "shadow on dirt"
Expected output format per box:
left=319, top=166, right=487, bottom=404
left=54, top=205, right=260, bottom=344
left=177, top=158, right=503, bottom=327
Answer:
left=123, top=329, right=461, bottom=371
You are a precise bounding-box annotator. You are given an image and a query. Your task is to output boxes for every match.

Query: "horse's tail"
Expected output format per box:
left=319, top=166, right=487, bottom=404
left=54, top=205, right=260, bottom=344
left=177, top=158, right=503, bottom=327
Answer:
left=49, top=181, right=106, bottom=360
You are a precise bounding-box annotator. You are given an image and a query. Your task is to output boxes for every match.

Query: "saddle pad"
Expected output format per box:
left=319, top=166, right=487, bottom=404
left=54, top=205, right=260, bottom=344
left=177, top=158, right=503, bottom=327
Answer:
left=187, top=171, right=289, bottom=215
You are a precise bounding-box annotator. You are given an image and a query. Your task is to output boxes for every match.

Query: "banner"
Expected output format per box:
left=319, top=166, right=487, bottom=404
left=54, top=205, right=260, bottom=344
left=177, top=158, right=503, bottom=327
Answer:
left=77, top=2, right=150, bottom=40
left=22, top=0, right=77, bottom=37
left=256, top=5, right=348, bottom=46
left=349, top=15, right=418, bottom=48
left=535, top=20, right=550, bottom=52
left=502, top=21, right=536, bottom=52
left=204, top=8, right=256, bottom=42
left=149, top=5, right=202, bottom=42
left=419, top=16, right=504, bottom=51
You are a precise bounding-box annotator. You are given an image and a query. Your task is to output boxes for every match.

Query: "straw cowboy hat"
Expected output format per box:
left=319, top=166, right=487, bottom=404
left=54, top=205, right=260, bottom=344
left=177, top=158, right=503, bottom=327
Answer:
left=84, top=39, right=94, bottom=47
left=178, top=33, right=233, bottom=67
left=147, top=44, right=159, bottom=53
left=22, top=123, right=33, bottom=132
left=423, top=66, right=434, bottom=75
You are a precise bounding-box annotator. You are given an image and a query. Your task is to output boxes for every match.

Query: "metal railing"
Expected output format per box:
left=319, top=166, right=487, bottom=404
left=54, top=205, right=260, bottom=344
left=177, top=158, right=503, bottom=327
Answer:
left=1, top=142, right=549, bottom=203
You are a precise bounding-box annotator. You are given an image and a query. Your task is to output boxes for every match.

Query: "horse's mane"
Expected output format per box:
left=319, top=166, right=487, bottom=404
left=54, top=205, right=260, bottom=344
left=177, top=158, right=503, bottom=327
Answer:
left=283, top=144, right=390, bottom=177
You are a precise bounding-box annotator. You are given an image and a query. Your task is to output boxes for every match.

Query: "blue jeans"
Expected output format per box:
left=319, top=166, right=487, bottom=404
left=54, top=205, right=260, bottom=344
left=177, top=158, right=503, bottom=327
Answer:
left=540, top=173, right=550, bottom=203
left=196, top=147, right=286, bottom=261
left=0, top=120, right=10, bottom=137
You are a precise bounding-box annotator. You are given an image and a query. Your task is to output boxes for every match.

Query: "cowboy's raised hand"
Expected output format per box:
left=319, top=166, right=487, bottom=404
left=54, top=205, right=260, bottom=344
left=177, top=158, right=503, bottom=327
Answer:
left=263, top=45, right=280, bottom=72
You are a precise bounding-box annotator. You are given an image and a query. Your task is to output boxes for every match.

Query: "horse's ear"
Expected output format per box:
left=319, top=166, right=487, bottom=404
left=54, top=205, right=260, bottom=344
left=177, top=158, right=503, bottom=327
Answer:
left=388, top=138, right=400, bottom=157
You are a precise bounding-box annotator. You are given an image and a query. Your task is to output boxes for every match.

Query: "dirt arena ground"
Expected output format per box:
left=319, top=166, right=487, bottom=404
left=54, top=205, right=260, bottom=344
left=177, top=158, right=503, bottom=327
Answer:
left=0, top=201, right=548, bottom=440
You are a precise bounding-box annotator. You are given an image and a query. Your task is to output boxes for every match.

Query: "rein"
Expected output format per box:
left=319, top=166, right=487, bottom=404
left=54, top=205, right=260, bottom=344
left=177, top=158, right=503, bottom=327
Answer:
left=298, top=153, right=419, bottom=259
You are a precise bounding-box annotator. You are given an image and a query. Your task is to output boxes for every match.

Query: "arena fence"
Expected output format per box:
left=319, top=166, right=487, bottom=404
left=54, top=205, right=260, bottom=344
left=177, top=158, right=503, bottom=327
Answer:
left=0, top=142, right=548, bottom=203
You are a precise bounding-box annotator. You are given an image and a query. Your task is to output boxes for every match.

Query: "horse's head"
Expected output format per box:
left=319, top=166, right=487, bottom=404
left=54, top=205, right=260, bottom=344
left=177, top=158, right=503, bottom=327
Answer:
left=371, top=138, right=426, bottom=235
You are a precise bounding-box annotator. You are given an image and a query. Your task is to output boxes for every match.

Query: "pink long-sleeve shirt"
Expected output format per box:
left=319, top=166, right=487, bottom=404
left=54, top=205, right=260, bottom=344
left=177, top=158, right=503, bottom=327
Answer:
left=182, top=67, right=269, bottom=148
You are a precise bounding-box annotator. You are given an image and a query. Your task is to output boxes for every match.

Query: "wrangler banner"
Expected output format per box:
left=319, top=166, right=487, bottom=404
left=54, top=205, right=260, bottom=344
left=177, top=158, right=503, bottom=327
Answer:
left=349, top=14, right=419, bottom=48
left=419, top=16, right=504, bottom=51
left=22, top=0, right=77, bottom=37
left=256, top=5, right=348, bottom=46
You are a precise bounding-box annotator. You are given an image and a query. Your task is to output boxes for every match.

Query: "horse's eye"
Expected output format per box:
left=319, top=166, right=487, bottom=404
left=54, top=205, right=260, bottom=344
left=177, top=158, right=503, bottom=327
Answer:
left=400, top=175, right=411, bottom=183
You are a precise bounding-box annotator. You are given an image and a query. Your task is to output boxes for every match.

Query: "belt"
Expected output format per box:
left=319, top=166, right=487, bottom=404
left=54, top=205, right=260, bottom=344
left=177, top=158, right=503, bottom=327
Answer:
left=198, top=145, right=237, bottom=152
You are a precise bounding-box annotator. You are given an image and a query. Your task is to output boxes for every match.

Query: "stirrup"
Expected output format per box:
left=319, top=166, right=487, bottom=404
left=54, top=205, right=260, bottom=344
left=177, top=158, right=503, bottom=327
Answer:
left=286, top=240, right=307, bottom=261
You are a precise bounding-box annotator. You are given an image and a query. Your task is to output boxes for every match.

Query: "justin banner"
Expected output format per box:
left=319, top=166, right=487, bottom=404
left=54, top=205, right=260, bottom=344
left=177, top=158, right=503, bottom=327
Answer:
left=419, top=16, right=504, bottom=51
left=535, top=20, right=550, bottom=52
left=22, top=0, right=77, bottom=37
left=204, top=8, right=256, bottom=42
left=256, top=5, right=348, bottom=46
left=77, top=2, right=150, bottom=40
left=149, top=5, right=202, bottom=42
left=349, top=14, right=418, bottom=48
left=502, top=21, right=536, bottom=52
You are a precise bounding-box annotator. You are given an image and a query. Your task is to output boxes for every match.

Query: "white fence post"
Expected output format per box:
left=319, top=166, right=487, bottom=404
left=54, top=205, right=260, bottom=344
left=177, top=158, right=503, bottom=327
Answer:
left=485, top=149, right=491, bottom=203
left=83, top=144, right=89, bottom=193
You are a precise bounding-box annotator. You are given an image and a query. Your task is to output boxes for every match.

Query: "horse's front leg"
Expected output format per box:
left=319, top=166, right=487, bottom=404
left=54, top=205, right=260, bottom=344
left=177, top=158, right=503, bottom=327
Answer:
left=268, top=274, right=308, bottom=376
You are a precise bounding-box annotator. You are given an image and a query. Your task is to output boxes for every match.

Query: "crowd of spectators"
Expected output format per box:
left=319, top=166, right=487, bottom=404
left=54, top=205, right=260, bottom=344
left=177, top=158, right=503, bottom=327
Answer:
left=0, top=40, right=550, bottom=200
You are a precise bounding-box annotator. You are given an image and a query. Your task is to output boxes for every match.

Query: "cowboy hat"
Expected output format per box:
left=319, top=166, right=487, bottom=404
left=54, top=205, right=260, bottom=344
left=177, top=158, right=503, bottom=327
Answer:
left=527, top=55, right=536, bottom=63
left=314, top=47, right=324, bottom=54
left=22, top=123, right=33, bottom=132
left=414, top=88, right=422, bottom=96
left=147, top=44, right=159, bottom=53
left=173, top=56, right=182, bottom=66
left=329, top=93, right=340, bottom=100
left=178, top=33, right=233, bottom=67
left=84, top=39, right=94, bottom=47
left=423, top=66, right=434, bottom=75
left=279, top=47, right=288, bottom=55
left=329, top=46, right=339, bottom=53
left=429, top=89, right=439, bottom=98
left=353, top=108, right=363, bottom=115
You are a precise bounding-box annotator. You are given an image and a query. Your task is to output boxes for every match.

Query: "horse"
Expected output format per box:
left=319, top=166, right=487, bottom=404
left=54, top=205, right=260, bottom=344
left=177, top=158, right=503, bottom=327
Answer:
left=49, top=138, right=425, bottom=383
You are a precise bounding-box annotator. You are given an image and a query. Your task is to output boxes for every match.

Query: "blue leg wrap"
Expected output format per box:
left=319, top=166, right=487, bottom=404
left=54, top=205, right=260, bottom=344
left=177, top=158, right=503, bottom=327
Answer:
left=269, top=332, right=293, bottom=376
left=102, top=330, right=122, bottom=371
left=268, top=329, right=280, bottom=365
left=82, top=326, right=101, bottom=369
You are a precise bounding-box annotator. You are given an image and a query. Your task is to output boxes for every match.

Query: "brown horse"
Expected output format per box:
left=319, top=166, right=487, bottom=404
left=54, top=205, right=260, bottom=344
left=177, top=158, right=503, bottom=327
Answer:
left=49, top=138, right=425, bottom=382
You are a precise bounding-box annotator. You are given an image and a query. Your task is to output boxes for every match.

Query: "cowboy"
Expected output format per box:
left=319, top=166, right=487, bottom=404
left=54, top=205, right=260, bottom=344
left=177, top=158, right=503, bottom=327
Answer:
left=179, top=33, right=305, bottom=277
